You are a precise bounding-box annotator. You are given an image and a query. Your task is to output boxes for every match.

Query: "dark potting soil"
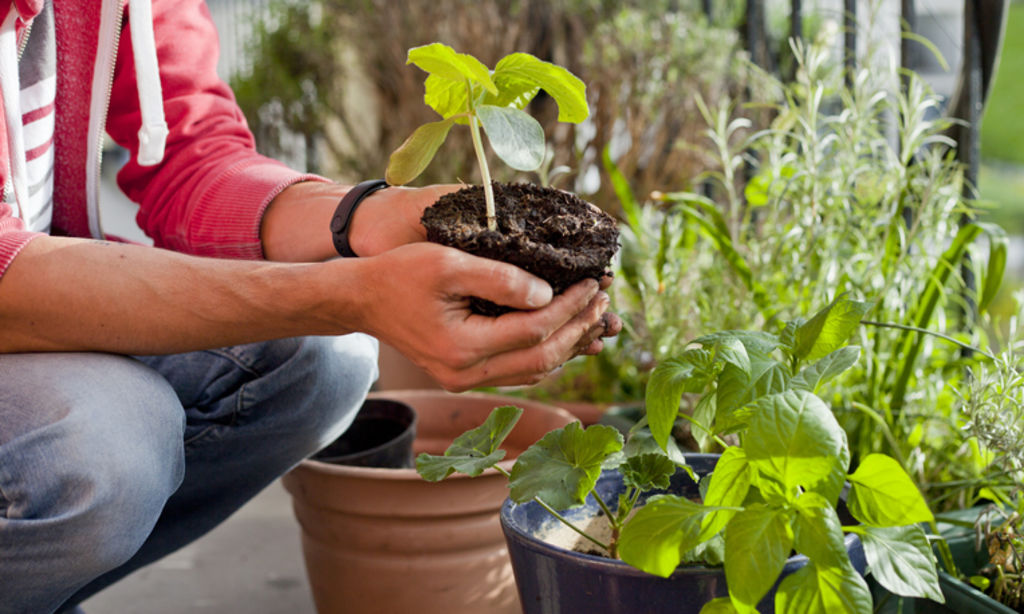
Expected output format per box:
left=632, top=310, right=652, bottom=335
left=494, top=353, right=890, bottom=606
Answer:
left=421, top=182, right=619, bottom=316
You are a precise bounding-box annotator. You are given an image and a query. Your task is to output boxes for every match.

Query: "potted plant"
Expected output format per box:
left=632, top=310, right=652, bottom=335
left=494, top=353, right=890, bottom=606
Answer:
left=418, top=298, right=946, bottom=613
left=281, top=390, right=575, bottom=614
left=384, top=43, right=619, bottom=314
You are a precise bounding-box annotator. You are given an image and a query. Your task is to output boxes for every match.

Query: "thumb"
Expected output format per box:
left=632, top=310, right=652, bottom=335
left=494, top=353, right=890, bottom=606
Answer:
left=450, top=252, right=553, bottom=311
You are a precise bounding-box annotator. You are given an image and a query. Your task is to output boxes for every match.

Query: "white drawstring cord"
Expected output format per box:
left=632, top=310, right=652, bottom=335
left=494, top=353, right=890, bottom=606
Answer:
left=128, top=0, right=166, bottom=166
left=0, top=9, right=28, bottom=216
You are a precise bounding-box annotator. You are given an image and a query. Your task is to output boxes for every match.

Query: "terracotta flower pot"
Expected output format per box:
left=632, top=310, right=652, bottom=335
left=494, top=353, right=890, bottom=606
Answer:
left=282, top=390, right=575, bottom=614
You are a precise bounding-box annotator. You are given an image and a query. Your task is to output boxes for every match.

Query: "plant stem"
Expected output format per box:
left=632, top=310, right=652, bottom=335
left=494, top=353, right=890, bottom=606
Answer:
left=494, top=466, right=611, bottom=554
left=469, top=115, right=497, bottom=231
left=860, top=320, right=996, bottom=361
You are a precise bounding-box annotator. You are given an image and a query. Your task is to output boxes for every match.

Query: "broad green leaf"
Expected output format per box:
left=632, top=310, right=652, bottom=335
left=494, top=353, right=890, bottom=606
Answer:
left=623, top=426, right=689, bottom=467
left=509, top=422, right=623, bottom=509
left=491, top=52, right=588, bottom=123
left=423, top=74, right=470, bottom=120
left=407, top=43, right=497, bottom=94
left=725, top=505, right=794, bottom=612
left=646, top=350, right=717, bottom=449
left=700, top=597, right=740, bottom=614
left=385, top=117, right=456, bottom=185
left=775, top=561, right=872, bottom=614
left=790, top=346, right=861, bottom=393
left=415, top=405, right=523, bottom=481
left=847, top=454, right=933, bottom=526
left=701, top=447, right=751, bottom=537
left=690, top=393, right=717, bottom=452
left=745, top=390, right=847, bottom=494
left=715, top=337, right=751, bottom=373
left=621, top=453, right=676, bottom=491
left=793, top=492, right=847, bottom=567
left=476, top=104, right=546, bottom=171
left=794, top=298, right=872, bottom=363
left=618, top=494, right=710, bottom=577
left=694, top=330, right=781, bottom=355
left=715, top=354, right=790, bottom=423
left=856, top=525, right=943, bottom=601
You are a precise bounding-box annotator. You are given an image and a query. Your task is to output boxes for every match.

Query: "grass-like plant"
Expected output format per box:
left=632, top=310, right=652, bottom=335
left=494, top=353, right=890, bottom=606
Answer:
left=384, top=43, right=589, bottom=231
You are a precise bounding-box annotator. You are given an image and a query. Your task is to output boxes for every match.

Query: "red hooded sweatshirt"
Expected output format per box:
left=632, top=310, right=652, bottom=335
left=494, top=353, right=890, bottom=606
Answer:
left=0, top=0, right=323, bottom=278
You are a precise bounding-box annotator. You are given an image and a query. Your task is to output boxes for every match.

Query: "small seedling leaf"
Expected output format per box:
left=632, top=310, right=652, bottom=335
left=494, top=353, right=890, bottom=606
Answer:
left=508, top=422, right=623, bottom=510
left=385, top=116, right=456, bottom=186
left=491, top=52, right=588, bottom=123
left=476, top=104, right=546, bottom=171
left=407, top=43, right=497, bottom=94
left=414, top=405, right=522, bottom=481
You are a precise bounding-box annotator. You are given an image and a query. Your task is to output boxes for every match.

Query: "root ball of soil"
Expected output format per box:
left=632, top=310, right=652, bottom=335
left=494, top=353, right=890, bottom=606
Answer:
left=422, top=183, right=620, bottom=316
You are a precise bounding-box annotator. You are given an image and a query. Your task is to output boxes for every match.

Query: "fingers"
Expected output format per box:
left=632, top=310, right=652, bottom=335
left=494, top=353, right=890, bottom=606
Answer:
left=441, top=287, right=611, bottom=391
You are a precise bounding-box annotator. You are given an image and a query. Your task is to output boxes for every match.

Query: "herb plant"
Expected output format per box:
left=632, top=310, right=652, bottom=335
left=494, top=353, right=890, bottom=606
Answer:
left=384, top=43, right=589, bottom=231
left=418, top=298, right=944, bottom=613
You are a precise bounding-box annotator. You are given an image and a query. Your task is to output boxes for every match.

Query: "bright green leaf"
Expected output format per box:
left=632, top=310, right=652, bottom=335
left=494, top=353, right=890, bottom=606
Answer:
left=491, top=52, right=588, bottom=123
left=423, top=73, right=470, bottom=120
left=725, top=505, right=794, bottom=612
left=745, top=390, right=847, bottom=494
left=646, top=350, right=717, bottom=450
left=701, top=447, right=751, bottom=537
left=618, top=494, right=710, bottom=577
left=847, top=454, right=933, bottom=526
left=508, top=422, right=623, bottom=509
left=793, top=492, right=848, bottom=567
left=775, top=561, right=872, bottom=614
left=415, top=405, right=523, bottom=481
left=385, top=117, right=456, bottom=185
left=476, top=104, right=545, bottom=171
left=857, top=525, right=943, bottom=601
left=794, top=298, right=872, bottom=363
left=790, top=346, right=861, bottom=393
left=407, top=43, right=497, bottom=94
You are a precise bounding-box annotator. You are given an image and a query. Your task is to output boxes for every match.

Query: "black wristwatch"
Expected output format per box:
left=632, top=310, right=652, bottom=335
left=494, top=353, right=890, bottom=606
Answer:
left=330, top=179, right=389, bottom=257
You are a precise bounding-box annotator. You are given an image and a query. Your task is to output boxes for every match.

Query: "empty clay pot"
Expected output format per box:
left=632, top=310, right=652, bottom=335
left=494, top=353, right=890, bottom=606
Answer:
left=282, top=390, right=575, bottom=614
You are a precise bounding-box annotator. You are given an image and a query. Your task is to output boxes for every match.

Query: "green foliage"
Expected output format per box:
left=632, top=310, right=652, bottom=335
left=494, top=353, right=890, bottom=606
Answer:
left=415, top=405, right=522, bottom=480
left=416, top=300, right=944, bottom=612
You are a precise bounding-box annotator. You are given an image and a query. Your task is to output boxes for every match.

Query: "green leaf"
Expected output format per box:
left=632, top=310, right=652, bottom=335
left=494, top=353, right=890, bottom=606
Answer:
left=978, top=221, right=1007, bottom=313
left=622, top=426, right=689, bottom=467
left=407, top=43, right=497, bottom=94
left=476, top=104, right=545, bottom=171
left=701, top=447, right=751, bottom=537
left=508, top=422, right=623, bottom=510
left=792, top=492, right=848, bottom=567
left=646, top=350, right=717, bottom=449
left=790, top=346, right=861, bottom=393
left=847, top=454, right=933, bottom=526
left=725, top=505, right=794, bottom=611
left=618, top=494, right=710, bottom=577
left=794, top=298, right=872, bottom=363
left=423, top=73, right=470, bottom=120
left=775, top=561, right=872, bottom=614
left=385, top=117, right=456, bottom=185
left=621, top=453, right=676, bottom=491
left=715, top=353, right=790, bottom=425
left=700, top=597, right=741, bottom=614
left=857, top=525, right=943, bottom=601
left=415, top=405, right=523, bottom=481
left=490, top=52, right=588, bottom=123
left=745, top=390, right=848, bottom=495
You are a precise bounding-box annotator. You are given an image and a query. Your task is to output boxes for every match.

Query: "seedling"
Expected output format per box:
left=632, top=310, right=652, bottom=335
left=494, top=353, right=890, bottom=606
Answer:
left=385, top=43, right=589, bottom=231
left=418, top=298, right=946, bottom=613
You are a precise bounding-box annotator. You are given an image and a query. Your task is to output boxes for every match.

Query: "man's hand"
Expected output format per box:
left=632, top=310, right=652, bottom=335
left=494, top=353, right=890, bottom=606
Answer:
left=347, top=242, right=619, bottom=391
left=347, top=184, right=460, bottom=257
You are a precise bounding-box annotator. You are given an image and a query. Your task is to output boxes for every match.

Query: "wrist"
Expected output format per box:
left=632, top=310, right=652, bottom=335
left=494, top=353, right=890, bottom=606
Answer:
left=331, top=180, right=389, bottom=257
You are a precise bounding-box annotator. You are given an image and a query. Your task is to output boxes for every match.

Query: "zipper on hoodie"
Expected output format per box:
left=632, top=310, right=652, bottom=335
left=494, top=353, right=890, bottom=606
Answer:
left=85, top=0, right=126, bottom=240
left=1, top=18, right=32, bottom=208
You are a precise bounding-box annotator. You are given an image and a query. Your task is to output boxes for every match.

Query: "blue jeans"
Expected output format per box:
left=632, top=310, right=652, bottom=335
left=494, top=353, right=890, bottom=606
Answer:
left=0, top=334, right=379, bottom=614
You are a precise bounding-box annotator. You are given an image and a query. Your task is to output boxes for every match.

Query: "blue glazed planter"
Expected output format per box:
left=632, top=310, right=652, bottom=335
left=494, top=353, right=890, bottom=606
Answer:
left=500, top=453, right=866, bottom=614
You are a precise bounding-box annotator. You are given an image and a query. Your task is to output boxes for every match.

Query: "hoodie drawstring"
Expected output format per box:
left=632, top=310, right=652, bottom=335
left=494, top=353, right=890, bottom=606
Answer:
left=0, top=8, right=29, bottom=216
left=127, top=0, right=166, bottom=166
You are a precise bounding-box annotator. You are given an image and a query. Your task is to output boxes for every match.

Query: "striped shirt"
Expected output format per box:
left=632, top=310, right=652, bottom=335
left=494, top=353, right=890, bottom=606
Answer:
left=5, top=0, right=55, bottom=233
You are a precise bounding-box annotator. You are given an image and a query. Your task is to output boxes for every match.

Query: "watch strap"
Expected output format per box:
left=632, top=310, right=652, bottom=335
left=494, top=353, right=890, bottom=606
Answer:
left=330, top=179, right=389, bottom=257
